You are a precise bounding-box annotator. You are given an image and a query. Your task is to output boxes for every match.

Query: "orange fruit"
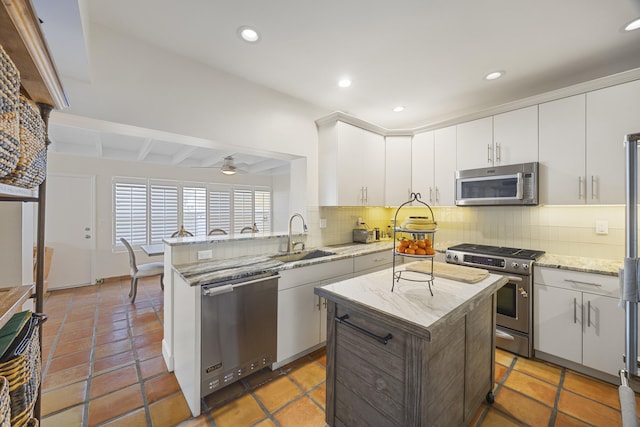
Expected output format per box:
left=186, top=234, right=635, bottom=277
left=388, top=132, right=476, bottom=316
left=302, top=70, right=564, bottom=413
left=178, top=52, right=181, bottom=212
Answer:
left=396, top=245, right=405, bottom=253
left=415, top=248, right=426, bottom=255
left=425, top=239, right=432, bottom=247
left=425, top=247, right=436, bottom=255
left=405, top=248, right=416, bottom=255
left=416, top=240, right=426, bottom=249
left=399, top=240, right=410, bottom=248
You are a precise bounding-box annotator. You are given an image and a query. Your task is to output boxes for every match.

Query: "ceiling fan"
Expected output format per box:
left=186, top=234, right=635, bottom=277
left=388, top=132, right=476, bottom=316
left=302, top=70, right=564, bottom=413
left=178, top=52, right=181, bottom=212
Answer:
left=219, top=156, right=248, bottom=175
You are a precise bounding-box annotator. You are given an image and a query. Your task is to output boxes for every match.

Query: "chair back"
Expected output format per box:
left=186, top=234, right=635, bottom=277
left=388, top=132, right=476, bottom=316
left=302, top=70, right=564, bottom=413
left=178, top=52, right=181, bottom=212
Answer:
left=120, top=238, right=138, bottom=275
left=240, top=226, right=253, bottom=234
left=208, top=228, right=227, bottom=235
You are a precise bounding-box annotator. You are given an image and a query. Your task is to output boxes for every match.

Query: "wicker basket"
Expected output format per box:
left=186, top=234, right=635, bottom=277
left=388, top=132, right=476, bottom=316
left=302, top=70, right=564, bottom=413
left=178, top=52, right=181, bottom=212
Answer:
left=0, top=44, right=20, bottom=178
left=0, top=315, right=42, bottom=427
left=0, top=96, right=46, bottom=189
left=0, top=377, right=10, bottom=427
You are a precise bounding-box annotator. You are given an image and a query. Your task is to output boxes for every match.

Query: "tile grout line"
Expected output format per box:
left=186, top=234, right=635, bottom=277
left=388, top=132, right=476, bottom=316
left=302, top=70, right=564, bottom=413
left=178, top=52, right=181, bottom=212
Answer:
left=80, top=283, right=103, bottom=427
left=547, top=367, right=566, bottom=427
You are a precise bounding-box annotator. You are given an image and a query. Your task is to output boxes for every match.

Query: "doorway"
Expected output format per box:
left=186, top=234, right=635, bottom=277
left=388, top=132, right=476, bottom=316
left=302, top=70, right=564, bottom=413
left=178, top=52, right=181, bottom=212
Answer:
left=45, top=174, right=95, bottom=289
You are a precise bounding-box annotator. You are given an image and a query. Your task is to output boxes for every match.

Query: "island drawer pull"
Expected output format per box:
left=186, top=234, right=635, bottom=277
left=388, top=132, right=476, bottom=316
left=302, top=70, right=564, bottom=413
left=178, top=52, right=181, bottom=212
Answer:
left=335, top=314, right=393, bottom=345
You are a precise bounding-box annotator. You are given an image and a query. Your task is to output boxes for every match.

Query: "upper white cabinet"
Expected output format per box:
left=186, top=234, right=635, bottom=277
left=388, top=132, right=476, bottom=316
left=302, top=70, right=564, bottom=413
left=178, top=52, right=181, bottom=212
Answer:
left=318, top=121, right=385, bottom=206
left=412, top=128, right=456, bottom=206
left=586, top=79, right=640, bottom=204
left=457, top=117, right=493, bottom=171
left=457, top=106, right=538, bottom=171
left=539, top=95, right=586, bottom=205
left=433, top=126, right=457, bottom=206
left=411, top=131, right=435, bottom=202
left=385, top=135, right=412, bottom=206
left=493, top=106, right=539, bottom=166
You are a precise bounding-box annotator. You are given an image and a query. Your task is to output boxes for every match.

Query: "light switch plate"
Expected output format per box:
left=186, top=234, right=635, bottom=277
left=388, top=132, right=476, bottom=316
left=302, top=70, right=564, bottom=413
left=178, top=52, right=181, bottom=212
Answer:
left=198, top=249, right=213, bottom=260
left=595, top=220, right=609, bottom=235
left=320, top=219, right=327, bottom=228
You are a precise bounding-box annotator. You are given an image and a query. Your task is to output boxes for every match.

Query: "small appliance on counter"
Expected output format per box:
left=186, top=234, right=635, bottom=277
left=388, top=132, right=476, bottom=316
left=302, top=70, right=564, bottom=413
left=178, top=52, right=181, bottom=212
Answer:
left=353, top=228, right=380, bottom=243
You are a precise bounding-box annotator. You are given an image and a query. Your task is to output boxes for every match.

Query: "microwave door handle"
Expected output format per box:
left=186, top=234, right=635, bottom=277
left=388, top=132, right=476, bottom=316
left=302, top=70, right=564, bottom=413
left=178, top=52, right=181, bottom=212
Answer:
left=516, top=172, right=523, bottom=199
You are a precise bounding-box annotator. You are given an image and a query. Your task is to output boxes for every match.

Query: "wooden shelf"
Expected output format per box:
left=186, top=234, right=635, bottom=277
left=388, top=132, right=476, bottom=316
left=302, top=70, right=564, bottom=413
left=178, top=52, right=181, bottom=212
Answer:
left=0, top=0, right=67, bottom=109
left=0, top=285, right=34, bottom=331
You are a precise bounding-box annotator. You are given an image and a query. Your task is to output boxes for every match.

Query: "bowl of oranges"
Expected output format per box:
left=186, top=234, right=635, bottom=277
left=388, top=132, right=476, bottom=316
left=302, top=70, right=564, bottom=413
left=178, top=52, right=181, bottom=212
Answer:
left=396, top=238, right=436, bottom=256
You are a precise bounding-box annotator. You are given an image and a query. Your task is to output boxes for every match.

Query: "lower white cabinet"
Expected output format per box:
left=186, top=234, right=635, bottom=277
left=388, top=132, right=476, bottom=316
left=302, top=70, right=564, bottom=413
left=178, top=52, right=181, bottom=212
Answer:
left=534, top=267, right=624, bottom=376
left=276, top=258, right=352, bottom=365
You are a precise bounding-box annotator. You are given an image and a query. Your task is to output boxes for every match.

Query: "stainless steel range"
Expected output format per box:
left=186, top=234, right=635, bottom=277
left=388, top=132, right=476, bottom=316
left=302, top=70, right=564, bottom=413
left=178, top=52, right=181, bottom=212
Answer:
left=445, top=243, right=545, bottom=358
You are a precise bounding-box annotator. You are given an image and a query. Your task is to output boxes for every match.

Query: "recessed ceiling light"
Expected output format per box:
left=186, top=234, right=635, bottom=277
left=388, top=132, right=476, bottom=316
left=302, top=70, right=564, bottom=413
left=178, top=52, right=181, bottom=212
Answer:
left=238, top=26, right=260, bottom=43
left=393, top=106, right=405, bottom=112
left=485, top=71, right=505, bottom=81
left=338, top=78, right=351, bottom=88
left=624, top=17, right=640, bottom=31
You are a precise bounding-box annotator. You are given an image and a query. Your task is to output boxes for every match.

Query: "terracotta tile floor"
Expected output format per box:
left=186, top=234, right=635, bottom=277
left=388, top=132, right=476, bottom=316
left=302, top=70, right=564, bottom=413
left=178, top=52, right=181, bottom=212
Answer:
left=40, top=277, right=637, bottom=426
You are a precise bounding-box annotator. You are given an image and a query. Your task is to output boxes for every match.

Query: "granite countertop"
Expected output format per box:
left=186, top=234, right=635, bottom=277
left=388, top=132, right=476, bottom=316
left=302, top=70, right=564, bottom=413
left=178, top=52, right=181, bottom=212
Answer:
left=536, top=253, right=624, bottom=276
left=163, top=231, right=292, bottom=247
left=314, top=263, right=508, bottom=339
left=174, top=241, right=394, bottom=287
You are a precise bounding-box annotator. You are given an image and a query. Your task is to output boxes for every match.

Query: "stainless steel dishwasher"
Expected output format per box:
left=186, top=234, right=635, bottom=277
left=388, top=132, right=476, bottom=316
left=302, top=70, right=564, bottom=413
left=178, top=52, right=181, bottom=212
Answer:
left=201, top=272, right=279, bottom=397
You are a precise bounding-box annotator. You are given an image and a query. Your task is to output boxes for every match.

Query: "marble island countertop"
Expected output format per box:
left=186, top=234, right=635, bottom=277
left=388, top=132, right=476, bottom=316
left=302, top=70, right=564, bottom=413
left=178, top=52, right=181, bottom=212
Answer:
left=314, top=263, right=508, bottom=339
left=173, top=240, right=395, bottom=286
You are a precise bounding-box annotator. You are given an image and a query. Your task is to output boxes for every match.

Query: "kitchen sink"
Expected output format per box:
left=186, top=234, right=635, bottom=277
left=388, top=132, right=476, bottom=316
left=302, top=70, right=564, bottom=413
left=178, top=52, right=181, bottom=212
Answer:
left=271, top=249, right=336, bottom=263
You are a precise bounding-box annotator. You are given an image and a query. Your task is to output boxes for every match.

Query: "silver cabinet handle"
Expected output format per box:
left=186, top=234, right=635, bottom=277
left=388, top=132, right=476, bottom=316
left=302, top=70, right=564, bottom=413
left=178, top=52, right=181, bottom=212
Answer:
left=487, top=144, right=492, bottom=163
left=496, top=143, right=501, bottom=162
left=316, top=296, right=322, bottom=310
left=429, top=187, right=433, bottom=203
left=587, top=300, right=591, bottom=327
left=496, top=329, right=515, bottom=341
left=573, top=297, right=577, bottom=324
left=322, top=298, right=327, bottom=309
left=578, top=176, right=584, bottom=200
left=591, top=175, right=596, bottom=200
left=435, top=187, right=440, bottom=203
left=364, top=186, right=368, bottom=205
left=85, top=235, right=91, bottom=239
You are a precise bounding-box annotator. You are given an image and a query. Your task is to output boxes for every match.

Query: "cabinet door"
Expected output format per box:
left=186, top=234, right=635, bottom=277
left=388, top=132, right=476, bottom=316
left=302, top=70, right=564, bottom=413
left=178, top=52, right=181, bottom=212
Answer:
left=493, top=105, right=538, bottom=166
left=412, top=131, right=435, bottom=203
left=534, top=284, right=582, bottom=364
left=336, top=122, right=366, bottom=205
left=277, top=282, right=321, bottom=363
left=457, top=117, right=493, bottom=171
left=362, top=129, right=386, bottom=206
left=385, top=135, right=412, bottom=206
left=586, top=79, right=640, bottom=204
left=539, top=95, right=586, bottom=205
left=582, top=293, right=625, bottom=376
left=434, top=126, right=457, bottom=206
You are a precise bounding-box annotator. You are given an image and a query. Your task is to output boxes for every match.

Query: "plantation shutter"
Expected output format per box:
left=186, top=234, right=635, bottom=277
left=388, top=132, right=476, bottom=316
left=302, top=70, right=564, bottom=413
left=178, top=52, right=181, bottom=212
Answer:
left=254, top=189, right=271, bottom=233
left=114, top=182, right=148, bottom=245
left=183, top=186, right=207, bottom=236
left=150, top=184, right=178, bottom=243
left=233, top=188, right=253, bottom=233
left=208, top=189, right=231, bottom=234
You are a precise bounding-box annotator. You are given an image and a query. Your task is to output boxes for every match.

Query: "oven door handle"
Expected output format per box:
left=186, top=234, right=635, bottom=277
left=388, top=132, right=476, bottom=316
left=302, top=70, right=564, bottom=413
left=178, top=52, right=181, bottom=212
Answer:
left=495, top=329, right=515, bottom=341
left=505, top=275, right=523, bottom=283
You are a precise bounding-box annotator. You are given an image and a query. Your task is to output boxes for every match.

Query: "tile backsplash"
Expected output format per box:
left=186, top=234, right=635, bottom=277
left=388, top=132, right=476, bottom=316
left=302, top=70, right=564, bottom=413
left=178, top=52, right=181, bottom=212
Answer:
left=312, top=205, right=626, bottom=261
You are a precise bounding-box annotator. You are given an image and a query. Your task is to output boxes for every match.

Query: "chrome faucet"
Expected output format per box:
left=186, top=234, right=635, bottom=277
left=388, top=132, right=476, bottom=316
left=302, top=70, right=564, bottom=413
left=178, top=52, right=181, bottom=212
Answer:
left=288, top=213, right=308, bottom=253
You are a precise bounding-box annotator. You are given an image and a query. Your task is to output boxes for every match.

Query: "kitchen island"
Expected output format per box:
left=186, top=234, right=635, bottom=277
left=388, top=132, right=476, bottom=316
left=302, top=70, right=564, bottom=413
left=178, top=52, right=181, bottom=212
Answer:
left=315, top=264, right=507, bottom=427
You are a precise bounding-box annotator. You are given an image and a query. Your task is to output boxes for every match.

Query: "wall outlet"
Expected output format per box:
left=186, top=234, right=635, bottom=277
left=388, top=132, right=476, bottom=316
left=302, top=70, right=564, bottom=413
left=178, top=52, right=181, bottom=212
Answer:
left=197, top=249, right=213, bottom=260
left=320, top=218, right=327, bottom=228
left=595, top=220, right=609, bottom=235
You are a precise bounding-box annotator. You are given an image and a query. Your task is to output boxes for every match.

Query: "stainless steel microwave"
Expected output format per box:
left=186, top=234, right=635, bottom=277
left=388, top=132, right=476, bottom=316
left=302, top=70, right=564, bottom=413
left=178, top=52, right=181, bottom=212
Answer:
left=455, top=162, right=538, bottom=206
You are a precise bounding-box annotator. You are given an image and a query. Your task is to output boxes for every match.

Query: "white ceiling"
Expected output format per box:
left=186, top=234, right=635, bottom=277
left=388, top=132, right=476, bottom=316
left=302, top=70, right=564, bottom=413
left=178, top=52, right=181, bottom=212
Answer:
left=33, top=0, right=640, bottom=171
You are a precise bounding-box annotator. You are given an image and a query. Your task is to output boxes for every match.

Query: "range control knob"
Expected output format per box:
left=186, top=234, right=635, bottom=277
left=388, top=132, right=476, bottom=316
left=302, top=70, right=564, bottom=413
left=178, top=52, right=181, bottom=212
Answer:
left=453, top=255, right=458, bottom=261
left=446, top=253, right=451, bottom=259
left=522, top=264, right=530, bottom=270
left=511, top=262, right=519, bottom=269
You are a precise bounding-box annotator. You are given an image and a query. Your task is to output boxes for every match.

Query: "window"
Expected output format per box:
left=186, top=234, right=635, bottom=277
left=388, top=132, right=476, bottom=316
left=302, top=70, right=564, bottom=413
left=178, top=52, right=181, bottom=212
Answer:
left=233, top=188, right=253, bottom=233
left=114, top=182, right=147, bottom=245
left=183, top=186, right=207, bottom=236
left=209, top=188, right=231, bottom=234
left=150, top=184, right=178, bottom=243
left=254, top=189, right=271, bottom=233
left=113, top=178, right=271, bottom=246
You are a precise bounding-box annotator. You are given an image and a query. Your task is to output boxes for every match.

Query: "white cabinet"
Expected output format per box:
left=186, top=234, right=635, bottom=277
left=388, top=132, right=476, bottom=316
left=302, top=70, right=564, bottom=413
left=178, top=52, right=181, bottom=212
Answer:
left=539, top=95, right=586, bottom=205
left=276, top=258, right=352, bottom=365
left=534, top=267, right=624, bottom=376
left=457, top=107, right=538, bottom=171
left=353, top=250, right=393, bottom=276
left=586, top=79, right=640, bottom=204
left=385, top=135, right=413, bottom=206
left=412, top=127, right=456, bottom=206
left=493, top=106, right=538, bottom=166
left=318, top=121, right=385, bottom=206
left=457, top=117, right=493, bottom=171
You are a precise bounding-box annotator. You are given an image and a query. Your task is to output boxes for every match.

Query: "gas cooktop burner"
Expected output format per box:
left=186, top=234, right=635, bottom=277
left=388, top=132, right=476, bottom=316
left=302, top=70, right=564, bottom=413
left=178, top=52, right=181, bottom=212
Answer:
left=447, top=243, right=545, bottom=260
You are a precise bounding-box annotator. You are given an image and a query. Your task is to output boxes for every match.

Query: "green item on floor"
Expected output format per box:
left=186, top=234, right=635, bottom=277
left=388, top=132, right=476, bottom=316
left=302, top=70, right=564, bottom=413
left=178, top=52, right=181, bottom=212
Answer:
left=0, top=310, right=31, bottom=358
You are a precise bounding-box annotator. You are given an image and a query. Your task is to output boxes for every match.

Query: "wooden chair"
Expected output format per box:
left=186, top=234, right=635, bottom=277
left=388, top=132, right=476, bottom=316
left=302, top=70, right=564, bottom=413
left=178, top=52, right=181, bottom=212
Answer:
left=208, top=228, right=227, bottom=235
left=171, top=225, right=194, bottom=237
left=120, top=238, right=164, bottom=303
left=240, top=226, right=254, bottom=233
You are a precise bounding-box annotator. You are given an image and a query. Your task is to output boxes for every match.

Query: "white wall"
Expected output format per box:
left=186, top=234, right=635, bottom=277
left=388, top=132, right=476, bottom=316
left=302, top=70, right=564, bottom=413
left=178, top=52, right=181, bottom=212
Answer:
left=46, top=152, right=290, bottom=281
left=59, top=22, right=327, bottom=207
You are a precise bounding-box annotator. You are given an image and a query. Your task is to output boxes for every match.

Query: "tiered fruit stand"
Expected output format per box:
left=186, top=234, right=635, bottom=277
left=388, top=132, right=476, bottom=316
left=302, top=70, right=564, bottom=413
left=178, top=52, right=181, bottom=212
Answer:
left=391, top=193, right=438, bottom=295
